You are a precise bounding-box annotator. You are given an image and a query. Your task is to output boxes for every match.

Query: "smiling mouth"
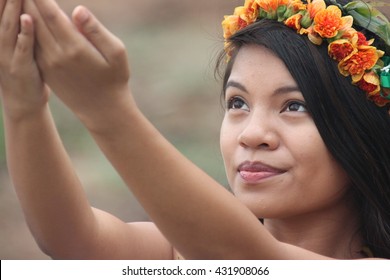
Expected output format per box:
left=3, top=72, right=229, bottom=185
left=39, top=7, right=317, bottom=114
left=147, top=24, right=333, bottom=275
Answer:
left=238, top=161, right=286, bottom=183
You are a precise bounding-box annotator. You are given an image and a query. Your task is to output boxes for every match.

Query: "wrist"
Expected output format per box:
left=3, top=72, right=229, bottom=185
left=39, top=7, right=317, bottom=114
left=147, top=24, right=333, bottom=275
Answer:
left=1, top=87, right=50, bottom=124
left=2, top=100, right=50, bottom=125
left=75, top=87, right=140, bottom=135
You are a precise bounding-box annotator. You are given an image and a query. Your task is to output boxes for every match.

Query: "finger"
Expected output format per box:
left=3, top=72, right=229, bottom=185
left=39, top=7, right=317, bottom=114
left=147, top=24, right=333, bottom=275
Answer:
left=14, top=14, right=35, bottom=64
left=0, top=0, right=6, bottom=18
left=31, top=0, right=81, bottom=45
left=23, top=0, right=57, bottom=52
left=72, top=5, right=128, bottom=64
left=0, top=0, right=22, bottom=48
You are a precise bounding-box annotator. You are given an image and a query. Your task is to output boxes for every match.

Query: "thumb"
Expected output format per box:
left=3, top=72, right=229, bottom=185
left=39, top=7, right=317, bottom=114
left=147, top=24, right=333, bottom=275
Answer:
left=72, top=6, right=127, bottom=64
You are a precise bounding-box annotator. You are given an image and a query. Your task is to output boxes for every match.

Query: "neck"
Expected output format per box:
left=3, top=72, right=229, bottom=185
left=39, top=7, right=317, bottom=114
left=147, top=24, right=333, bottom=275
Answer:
left=263, top=197, right=364, bottom=259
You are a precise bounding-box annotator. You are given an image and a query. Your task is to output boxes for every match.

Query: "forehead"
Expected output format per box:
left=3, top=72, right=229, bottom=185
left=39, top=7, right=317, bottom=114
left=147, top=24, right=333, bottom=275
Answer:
left=228, top=45, right=297, bottom=89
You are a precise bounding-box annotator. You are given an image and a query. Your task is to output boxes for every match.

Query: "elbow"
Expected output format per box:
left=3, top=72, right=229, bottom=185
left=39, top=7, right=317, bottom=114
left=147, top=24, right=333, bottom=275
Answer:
left=34, top=237, right=70, bottom=259
left=34, top=236, right=96, bottom=260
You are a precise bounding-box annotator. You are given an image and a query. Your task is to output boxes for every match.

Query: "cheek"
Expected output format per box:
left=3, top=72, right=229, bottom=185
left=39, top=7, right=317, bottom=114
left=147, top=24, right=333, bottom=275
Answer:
left=220, top=127, right=231, bottom=164
left=291, top=129, right=324, bottom=161
left=220, top=122, right=236, bottom=174
left=292, top=131, right=349, bottom=189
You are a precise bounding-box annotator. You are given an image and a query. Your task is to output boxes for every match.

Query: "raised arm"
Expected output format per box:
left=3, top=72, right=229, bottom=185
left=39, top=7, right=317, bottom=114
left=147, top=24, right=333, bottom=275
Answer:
left=22, top=0, right=290, bottom=260
left=1, top=0, right=172, bottom=260
left=26, top=0, right=338, bottom=259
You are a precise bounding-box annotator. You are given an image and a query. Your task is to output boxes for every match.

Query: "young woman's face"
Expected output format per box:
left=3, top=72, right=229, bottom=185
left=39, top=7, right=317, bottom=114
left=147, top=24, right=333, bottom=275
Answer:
left=220, top=45, right=351, bottom=219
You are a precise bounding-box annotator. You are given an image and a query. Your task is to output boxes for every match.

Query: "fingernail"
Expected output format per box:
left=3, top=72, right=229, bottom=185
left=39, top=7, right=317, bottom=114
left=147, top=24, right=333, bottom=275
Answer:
left=20, top=14, right=31, bottom=30
left=76, top=6, right=90, bottom=24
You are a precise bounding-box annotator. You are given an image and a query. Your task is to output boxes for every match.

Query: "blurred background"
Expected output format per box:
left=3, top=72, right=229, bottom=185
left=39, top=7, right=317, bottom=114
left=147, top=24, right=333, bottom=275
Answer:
left=1, top=0, right=389, bottom=260
left=0, top=0, right=241, bottom=259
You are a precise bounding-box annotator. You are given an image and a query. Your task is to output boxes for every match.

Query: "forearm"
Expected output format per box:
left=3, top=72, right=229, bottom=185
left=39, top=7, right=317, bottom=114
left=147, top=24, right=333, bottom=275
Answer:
left=22, top=0, right=277, bottom=259
left=3, top=105, right=97, bottom=258
left=85, top=90, right=275, bottom=259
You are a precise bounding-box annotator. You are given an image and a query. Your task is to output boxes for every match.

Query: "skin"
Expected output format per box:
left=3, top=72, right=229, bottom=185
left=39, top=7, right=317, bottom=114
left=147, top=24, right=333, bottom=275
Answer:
left=0, top=0, right=369, bottom=259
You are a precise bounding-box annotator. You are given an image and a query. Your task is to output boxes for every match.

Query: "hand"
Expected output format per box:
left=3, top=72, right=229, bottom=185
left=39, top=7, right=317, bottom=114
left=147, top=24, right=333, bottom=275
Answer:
left=24, top=0, right=131, bottom=125
left=0, top=0, right=50, bottom=121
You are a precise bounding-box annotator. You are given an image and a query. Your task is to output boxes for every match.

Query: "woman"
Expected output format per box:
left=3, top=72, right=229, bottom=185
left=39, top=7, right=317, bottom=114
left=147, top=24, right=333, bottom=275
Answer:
left=0, top=0, right=389, bottom=259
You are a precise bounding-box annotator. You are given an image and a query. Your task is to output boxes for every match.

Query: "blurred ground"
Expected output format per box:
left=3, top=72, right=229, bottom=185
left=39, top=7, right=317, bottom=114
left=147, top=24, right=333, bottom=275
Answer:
left=1, top=0, right=389, bottom=260
left=0, top=0, right=239, bottom=259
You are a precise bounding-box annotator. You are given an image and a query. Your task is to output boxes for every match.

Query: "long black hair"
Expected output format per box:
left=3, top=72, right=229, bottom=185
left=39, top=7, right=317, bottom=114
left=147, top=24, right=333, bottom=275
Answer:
left=216, top=17, right=390, bottom=258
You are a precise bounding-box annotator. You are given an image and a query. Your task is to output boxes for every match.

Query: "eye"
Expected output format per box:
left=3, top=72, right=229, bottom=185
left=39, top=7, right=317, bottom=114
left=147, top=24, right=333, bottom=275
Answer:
left=227, top=96, right=249, bottom=111
left=282, top=101, right=307, bottom=113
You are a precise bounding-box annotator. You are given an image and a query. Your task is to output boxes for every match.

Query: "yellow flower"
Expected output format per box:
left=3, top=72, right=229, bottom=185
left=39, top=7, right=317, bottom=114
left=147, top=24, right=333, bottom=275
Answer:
left=313, top=5, right=350, bottom=38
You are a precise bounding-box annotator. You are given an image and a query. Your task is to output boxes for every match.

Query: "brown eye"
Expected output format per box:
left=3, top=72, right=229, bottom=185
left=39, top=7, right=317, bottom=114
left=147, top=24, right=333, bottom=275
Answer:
left=283, top=101, right=307, bottom=112
left=227, top=97, right=249, bottom=111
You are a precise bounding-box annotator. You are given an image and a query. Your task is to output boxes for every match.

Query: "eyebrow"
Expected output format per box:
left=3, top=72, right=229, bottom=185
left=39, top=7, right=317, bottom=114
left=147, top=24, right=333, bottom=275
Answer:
left=225, top=80, right=248, bottom=93
left=225, top=80, right=301, bottom=96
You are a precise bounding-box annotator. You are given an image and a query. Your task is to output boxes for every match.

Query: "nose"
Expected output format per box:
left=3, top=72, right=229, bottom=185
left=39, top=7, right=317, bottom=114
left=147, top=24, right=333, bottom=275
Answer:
left=238, top=112, right=280, bottom=150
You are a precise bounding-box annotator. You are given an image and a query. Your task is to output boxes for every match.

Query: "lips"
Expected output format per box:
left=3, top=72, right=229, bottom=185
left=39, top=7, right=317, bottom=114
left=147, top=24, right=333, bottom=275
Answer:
left=238, top=161, right=286, bottom=183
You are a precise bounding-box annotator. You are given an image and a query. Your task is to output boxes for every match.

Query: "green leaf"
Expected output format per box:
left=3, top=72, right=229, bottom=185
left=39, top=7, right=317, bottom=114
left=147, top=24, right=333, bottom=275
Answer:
left=344, top=1, right=374, bottom=17
left=377, top=23, right=390, bottom=45
left=342, top=1, right=390, bottom=46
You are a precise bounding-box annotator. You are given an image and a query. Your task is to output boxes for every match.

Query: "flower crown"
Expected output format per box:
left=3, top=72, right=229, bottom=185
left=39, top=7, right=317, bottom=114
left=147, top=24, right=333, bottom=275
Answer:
left=222, top=0, right=390, bottom=108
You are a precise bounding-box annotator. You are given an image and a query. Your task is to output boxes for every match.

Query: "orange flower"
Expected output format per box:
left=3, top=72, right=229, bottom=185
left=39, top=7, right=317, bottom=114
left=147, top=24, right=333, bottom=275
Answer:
left=355, top=32, right=375, bottom=47
left=300, top=26, right=323, bottom=45
left=245, top=0, right=260, bottom=11
left=222, top=15, right=244, bottom=39
left=369, top=94, right=390, bottom=107
left=240, top=0, right=260, bottom=23
left=222, top=0, right=261, bottom=39
left=339, top=27, right=358, bottom=43
left=357, top=32, right=368, bottom=46
left=328, top=39, right=356, bottom=62
left=222, top=1, right=260, bottom=39
left=313, top=5, right=350, bottom=38
left=355, top=71, right=381, bottom=96
left=234, top=6, right=258, bottom=25
left=355, top=72, right=390, bottom=107
left=307, top=0, right=326, bottom=19
left=338, top=46, right=381, bottom=81
left=285, top=13, right=303, bottom=30
left=289, top=0, right=306, bottom=11
left=256, top=0, right=288, bottom=13
left=222, top=0, right=389, bottom=109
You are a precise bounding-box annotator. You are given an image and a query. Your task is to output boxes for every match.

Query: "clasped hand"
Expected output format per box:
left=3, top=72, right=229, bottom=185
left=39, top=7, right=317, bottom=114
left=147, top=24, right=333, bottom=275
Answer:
left=0, top=0, right=131, bottom=125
